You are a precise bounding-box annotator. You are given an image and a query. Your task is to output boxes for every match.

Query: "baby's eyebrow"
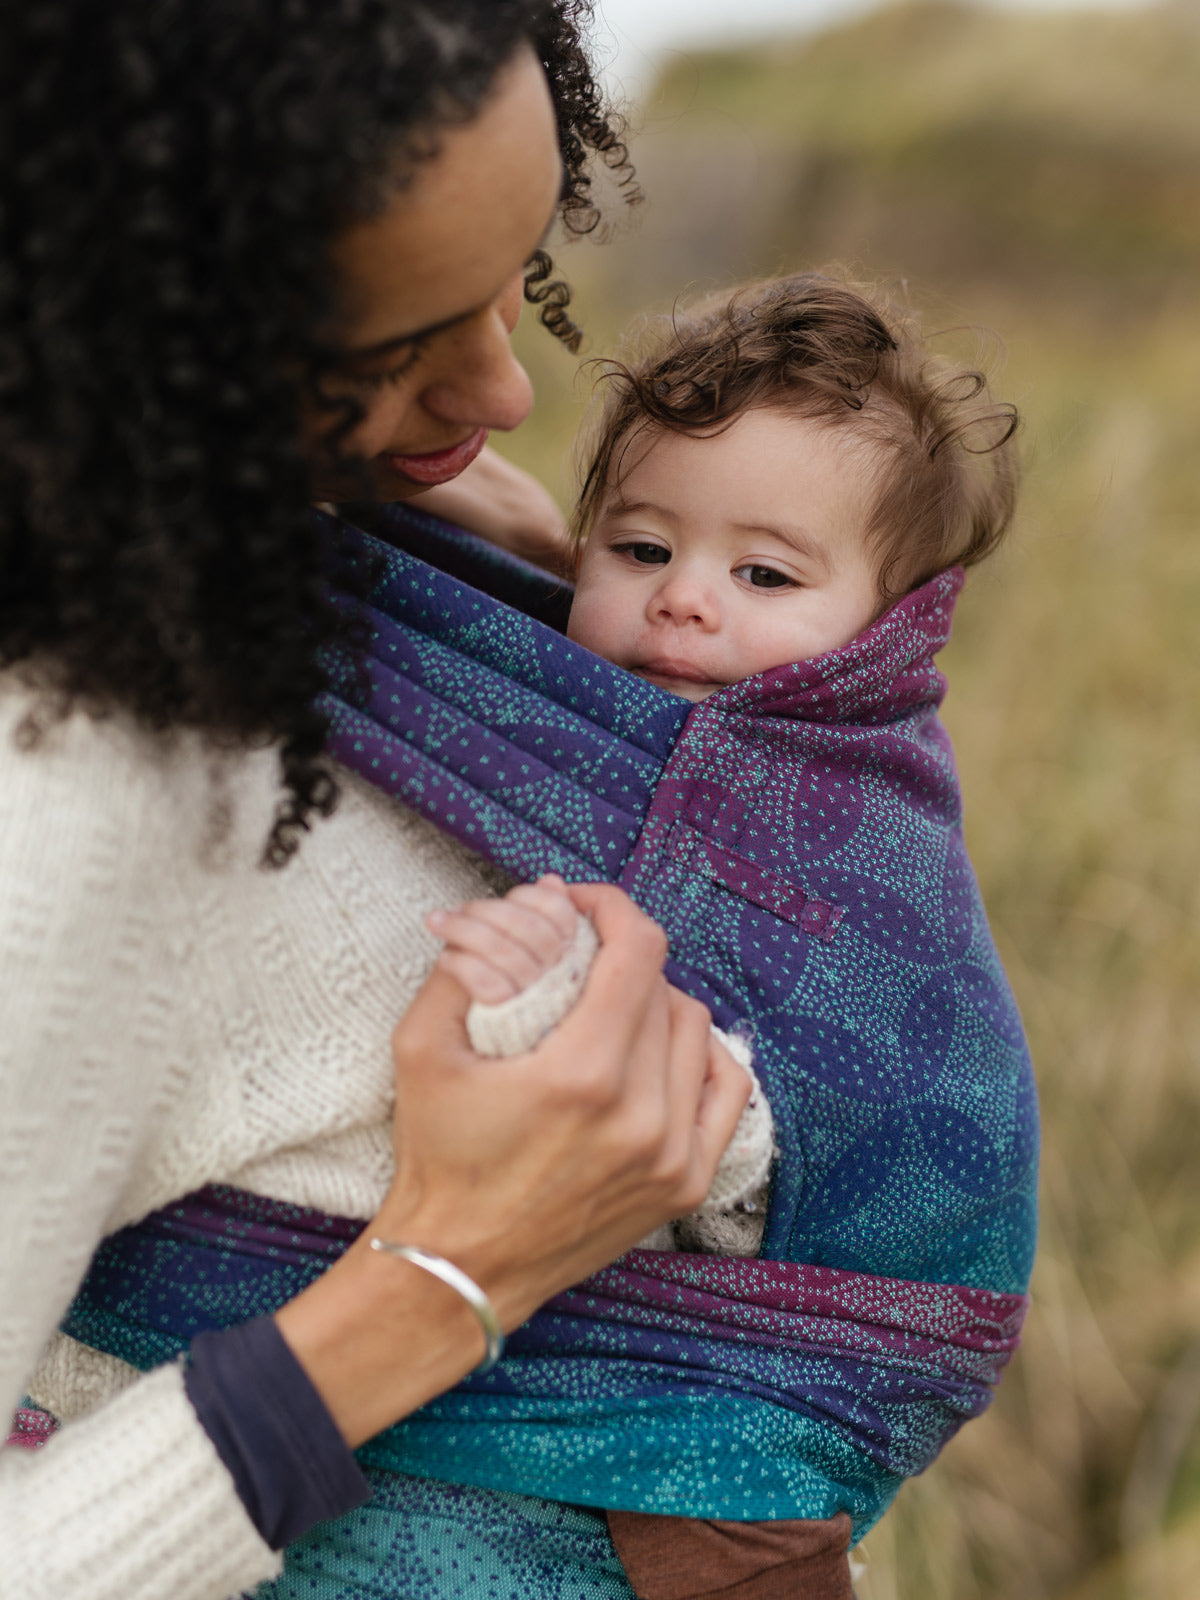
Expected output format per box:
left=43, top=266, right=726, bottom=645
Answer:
left=733, top=520, right=830, bottom=572
left=601, top=496, right=678, bottom=524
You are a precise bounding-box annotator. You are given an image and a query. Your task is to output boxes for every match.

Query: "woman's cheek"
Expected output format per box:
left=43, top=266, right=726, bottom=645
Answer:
left=497, top=272, right=526, bottom=334
left=343, top=385, right=415, bottom=460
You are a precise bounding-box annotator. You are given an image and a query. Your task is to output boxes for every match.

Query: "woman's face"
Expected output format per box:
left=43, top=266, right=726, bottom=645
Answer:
left=311, top=44, right=562, bottom=502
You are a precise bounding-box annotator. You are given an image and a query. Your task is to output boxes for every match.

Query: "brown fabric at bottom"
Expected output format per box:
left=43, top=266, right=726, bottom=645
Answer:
left=607, top=1509, right=854, bottom=1600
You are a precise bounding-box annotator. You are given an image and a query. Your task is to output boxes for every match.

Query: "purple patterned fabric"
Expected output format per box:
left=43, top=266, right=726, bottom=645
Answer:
left=318, top=506, right=1038, bottom=1291
left=56, top=505, right=1037, bottom=1549
left=63, top=1184, right=1026, bottom=1533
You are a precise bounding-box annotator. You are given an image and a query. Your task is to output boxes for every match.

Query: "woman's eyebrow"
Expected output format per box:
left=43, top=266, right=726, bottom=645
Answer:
left=341, top=199, right=564, bottom=361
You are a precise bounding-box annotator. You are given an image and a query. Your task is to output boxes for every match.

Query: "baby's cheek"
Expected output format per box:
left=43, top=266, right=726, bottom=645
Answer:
left=564, top=586, right=613, bottom=656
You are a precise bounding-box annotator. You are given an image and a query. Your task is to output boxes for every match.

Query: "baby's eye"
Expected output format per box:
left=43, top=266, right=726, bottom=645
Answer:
left=615, top=541, right=670, bottom=565
left=735, top=564, right=796, bottom=590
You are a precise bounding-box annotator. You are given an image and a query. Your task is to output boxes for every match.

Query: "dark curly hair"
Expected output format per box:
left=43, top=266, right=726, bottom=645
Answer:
left=576, top=275, right=1019, bottom=605
left=0, top=0, right=635, bottom=863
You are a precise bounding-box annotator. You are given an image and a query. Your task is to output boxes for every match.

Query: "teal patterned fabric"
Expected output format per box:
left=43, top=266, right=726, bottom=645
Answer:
left=52, top=504, right=1037, bottom=1597
left=320, top=505, right=1039, bottom=1291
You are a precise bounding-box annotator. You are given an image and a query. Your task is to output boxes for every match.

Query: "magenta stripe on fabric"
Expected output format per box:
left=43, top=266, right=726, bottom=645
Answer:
left=6, top=1407, right=58, bottom=1450
left=135, top=1185, right=1025, bottom=1397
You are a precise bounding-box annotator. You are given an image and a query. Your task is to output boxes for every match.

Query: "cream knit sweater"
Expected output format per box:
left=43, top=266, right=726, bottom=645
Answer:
left=0, top=673, right=771, bottom=1600
left=0, top=676, right=506, bottom=1600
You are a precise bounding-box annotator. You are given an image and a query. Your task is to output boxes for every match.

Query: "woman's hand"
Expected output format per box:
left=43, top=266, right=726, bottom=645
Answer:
left=414, top=444, right=572, bottom=573
left=388, top=882, right=746, bottom=1307
left=275, top=884, right=749, bottom=1447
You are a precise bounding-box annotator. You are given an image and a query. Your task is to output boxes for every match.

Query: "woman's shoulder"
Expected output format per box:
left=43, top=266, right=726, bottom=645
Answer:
left=0, top=671, right=279, bottom=897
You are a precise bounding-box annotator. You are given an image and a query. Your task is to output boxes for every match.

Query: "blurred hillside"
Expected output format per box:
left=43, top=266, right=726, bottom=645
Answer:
left=495, top=4, right=1200, bottom=1598
left=613, top=0, right=1200, bottom=314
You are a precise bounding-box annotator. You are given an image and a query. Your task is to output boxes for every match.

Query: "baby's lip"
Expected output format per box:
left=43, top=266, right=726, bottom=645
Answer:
left=633, top=657, right=720, bottom=687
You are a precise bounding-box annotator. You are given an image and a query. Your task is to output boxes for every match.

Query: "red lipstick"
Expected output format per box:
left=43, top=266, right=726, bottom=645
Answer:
left=383, top=428, right=488, bottom=487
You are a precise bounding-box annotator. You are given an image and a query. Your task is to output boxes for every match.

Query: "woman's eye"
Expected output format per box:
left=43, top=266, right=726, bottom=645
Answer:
left=616, top=541, right=670, bottom=565
left=736, top=564, right=795, bottom=590
left=336, top=334, right=432, bottom=394
left=350, top=349, right=423, bottom=390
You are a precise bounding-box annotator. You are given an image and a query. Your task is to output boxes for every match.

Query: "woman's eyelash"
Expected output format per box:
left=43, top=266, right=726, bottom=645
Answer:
left=345, top=333, right=433, bottom=391
left=353, top=350, right=423, bottom=389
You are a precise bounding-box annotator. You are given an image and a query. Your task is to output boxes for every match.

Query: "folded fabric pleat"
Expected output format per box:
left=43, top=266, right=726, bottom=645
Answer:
left=64, top=1184, right=1026, bottom=1538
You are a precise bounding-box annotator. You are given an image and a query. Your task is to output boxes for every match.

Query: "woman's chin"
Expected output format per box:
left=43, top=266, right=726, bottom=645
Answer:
left=311, top=465, right=429, bottom=506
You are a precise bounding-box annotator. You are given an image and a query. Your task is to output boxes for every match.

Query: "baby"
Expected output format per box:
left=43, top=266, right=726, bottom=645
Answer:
left=425, top=273, right=1019, bottom=1596
left=428, top=271, right=1016, bottom=1227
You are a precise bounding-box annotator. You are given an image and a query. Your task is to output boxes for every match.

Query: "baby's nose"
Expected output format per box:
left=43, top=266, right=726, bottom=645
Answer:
left=650, top=572, right=720, bottom=628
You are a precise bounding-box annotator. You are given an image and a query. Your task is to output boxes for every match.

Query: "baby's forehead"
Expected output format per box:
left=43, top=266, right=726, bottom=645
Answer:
left=594, top=410, right=884, bottom=519
left=608, top=404, right=883, bottom=473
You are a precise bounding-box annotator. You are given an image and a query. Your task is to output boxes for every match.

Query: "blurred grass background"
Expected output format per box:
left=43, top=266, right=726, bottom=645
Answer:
left=492, top=4, right=1200, bottom=1594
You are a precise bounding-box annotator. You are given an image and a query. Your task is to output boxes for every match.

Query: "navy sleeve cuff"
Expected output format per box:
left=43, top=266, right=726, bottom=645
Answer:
left=184, top=1314, right=371, bottom=1549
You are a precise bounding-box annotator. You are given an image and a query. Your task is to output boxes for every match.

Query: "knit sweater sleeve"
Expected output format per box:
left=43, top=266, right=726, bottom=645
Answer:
left=0, top=697, right=281, bottom=1600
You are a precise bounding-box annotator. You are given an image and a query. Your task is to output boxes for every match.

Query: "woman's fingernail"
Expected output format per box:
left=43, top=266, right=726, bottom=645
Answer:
left=426, top=909, right=447, bottom=928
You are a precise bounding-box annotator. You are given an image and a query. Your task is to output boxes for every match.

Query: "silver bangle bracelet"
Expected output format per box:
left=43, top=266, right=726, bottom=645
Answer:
left=368, top=1238, right=505, bottom=1375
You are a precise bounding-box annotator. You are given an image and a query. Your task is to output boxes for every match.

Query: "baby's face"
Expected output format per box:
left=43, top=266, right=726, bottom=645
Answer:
left=567, top=408, right=882, bottom=701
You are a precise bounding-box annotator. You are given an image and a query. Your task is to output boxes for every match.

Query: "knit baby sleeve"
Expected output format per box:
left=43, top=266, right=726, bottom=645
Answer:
left=464, top=914, right=775, bottom=1253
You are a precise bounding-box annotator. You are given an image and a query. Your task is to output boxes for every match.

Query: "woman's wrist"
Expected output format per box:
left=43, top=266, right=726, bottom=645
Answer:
left=368, top=1238, right=505, bottom=1372
left=272, top=1221, right=504, bottom=1450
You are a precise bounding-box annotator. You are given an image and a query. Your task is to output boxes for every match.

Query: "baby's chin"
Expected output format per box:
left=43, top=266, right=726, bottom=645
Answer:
left=630, top=666, right=722, bottom=702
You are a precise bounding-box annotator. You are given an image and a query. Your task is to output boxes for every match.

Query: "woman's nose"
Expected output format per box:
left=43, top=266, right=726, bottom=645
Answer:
left=419, top=277, right=533, bottom=434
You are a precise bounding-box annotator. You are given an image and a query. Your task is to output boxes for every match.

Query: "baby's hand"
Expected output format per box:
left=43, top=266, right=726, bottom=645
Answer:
left=426, top=875, right=579, bottom=1005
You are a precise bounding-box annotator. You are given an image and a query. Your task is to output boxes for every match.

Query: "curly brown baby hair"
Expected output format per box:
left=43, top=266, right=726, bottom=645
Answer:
left=575, top=275, right=1019, bottom=604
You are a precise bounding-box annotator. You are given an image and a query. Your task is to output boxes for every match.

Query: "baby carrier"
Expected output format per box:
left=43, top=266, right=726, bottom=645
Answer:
left=60, top=504, right=1037, bottom=1564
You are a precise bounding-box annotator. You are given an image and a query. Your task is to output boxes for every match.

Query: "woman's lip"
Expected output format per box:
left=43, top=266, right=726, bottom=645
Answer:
left=382, top=428, right=488, bottom=486
left=634, top=658, right=718, bottom=686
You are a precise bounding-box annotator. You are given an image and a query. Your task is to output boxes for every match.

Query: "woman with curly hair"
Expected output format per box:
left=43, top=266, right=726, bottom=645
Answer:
left=0, top=4, right=751, bottom=1596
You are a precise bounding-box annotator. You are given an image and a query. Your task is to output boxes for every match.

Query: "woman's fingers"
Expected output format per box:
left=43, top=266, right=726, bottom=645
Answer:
left=652, top=986, right=726, bottom=1204
left=422, top=878, right=740, bottom=1223
left=614, top=984, right=745, bottom=1218
left=412, top=446, right=570, bottom=571
left=688, top=1032, right=754, bottom=1201
left=388, top=964, right=475, bottom=1117
left=385, top=882, right=743, bottom=1337
left=556, top=882, right=669, bottom=1068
